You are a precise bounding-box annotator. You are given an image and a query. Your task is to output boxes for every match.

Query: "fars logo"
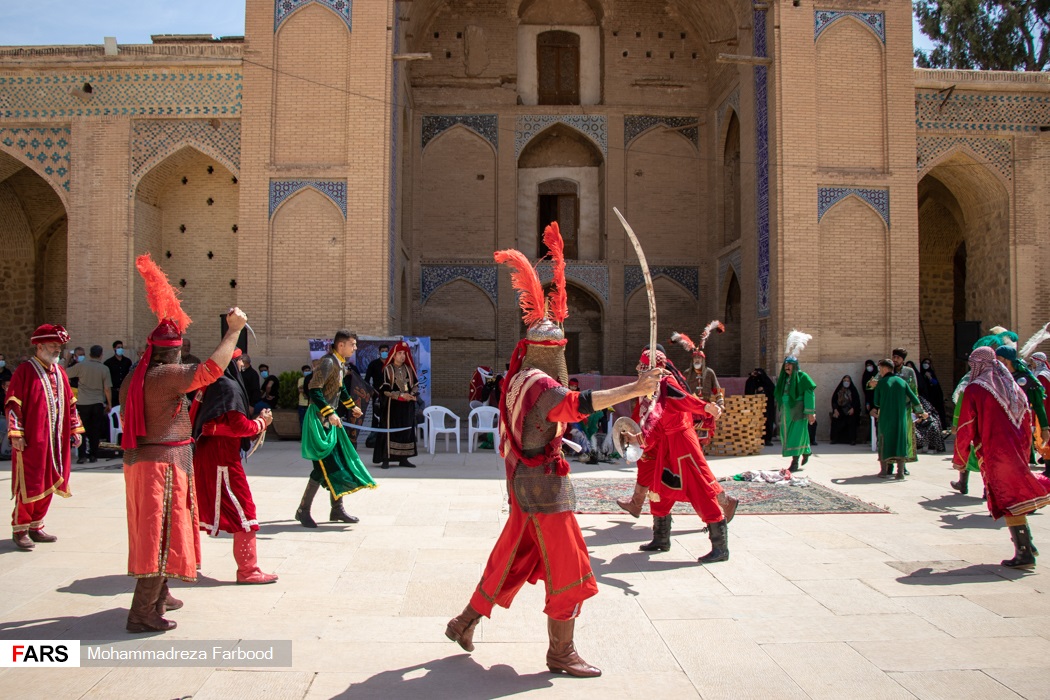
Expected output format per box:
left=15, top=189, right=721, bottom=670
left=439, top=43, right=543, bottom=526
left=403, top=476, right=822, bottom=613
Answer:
left=0, top=641, right=80, bottom=667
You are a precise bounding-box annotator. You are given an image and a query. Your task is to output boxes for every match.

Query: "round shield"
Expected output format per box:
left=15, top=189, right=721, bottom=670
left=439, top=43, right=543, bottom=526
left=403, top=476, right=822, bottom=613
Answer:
left=612, top=416, right=643, bottom=458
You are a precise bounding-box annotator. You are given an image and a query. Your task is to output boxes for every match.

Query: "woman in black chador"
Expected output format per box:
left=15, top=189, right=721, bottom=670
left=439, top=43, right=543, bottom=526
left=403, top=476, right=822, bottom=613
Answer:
left=372, top=340, right=419, bottom=468
left=829, top=375, right=861, bottom=445
left=745, top=368, right=777, bottom=446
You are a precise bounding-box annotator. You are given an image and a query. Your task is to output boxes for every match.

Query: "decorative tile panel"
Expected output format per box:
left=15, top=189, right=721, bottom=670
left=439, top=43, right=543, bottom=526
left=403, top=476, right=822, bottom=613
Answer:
left=421, top=264, right=497, bottom=305
left=275, top=0, right=352, bottom=32
left=515, top=115, right=607, bottom=158
left=537, top=261, right=609, bottom=301
left=130, top=119, right=240, bottom=186
left=817, top=187, right=890, bottom=228
left=717, top=87, right=740, bottom=131
left=422, top=115, right=498, bottom=151
left=917, top=135, right=1013, bottom=181
left=624, top=115, right=699, bottom=148
left=0, top=71, right=242, bottom=119
left=915, top=92, right=1050, bottom=133
left=754, top=8, right=771, bottom=318
left=624, top=265, right=699, bottom=301
left=814, top=10, right=886, bottom=43
left=269, top=179, right=347, bottom=218
left=0, top=127, right=71, bottom=193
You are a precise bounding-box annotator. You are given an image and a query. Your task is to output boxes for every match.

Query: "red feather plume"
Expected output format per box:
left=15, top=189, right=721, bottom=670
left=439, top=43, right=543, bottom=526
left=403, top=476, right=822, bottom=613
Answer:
left=494, top=249, right=547, bottom=327
left=698, top=320, right=725, bottom=350
left=543, top=221, right=568, bottom=323
left=136, top=253, right=192, bottom=332
left=670, top=331, right=696, bottom=353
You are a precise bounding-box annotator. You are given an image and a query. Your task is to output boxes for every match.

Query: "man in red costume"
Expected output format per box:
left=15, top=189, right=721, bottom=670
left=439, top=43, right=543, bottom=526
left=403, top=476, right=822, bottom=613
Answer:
left=445, top=223, right=664, bottom=678
left=6, top=324, right=84, bottom=550
left=954, top=346, right=1050, bottom=569
left=618, top=347, right=737, bottom=563
left=192, top=349, right=277, bottom=584
left=121, top=253, right=247, bottom=632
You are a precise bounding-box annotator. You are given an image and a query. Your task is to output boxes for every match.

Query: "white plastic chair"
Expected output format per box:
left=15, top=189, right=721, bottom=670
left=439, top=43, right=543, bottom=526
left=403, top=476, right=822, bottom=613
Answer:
left=424, top=406, right=460, bottom=454
left=468, top=406, right=500, bottom=454
left=109, top=406, right=123, bottom=446
left=417, top=417, right=428, bottom=446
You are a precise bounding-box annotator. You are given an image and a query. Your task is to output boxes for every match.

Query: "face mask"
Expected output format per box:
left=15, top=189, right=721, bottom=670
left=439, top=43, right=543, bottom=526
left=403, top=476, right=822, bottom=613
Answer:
left=842, top=381, right=851, bottom=388
left=922, top=363, right=930, bottom=369
left=260, top=371, right=269, bottom=379
left=303, top=371, right=312, bottom=378
left=115, top=348, right=124, bottom=357
left=0, top=361, right=5, bottom=369
left=866, top=365, right=874, bottom=371
left=76, top=356, right=85, bottom=363
left=380, top=351, right=388, bottom=359
left=625, top=444, right=644, bottom=464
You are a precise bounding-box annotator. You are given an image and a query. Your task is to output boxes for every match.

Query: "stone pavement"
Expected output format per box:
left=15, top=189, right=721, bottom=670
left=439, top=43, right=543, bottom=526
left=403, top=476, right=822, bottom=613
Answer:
left=2, top=439, right=1050, bottom=699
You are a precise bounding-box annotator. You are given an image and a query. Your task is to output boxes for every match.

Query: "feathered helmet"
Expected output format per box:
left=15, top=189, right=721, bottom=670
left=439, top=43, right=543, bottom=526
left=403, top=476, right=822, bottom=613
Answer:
left=671, top=320, right=725, bottom=360
left=783, top=329, right=812, bottom=365
left=1020, top=323, right=1050, bottom=361
left=496, top=222, right=569, bottom=372
left=121, top=253, right=194, bottom=450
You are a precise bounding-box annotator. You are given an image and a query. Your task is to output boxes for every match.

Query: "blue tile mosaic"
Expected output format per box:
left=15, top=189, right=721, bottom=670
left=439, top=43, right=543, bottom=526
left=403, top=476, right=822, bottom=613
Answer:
left=754, top=8, right=770, bottom=318
left=269, top=179, right=347, bottom=218
left=275, top=0, right=352, bottom=33
left=917, top=135, right=1012, bottom=181
left=915, top=92, right=1050, bottom=133
left=422, top=115, right=498, bottom=151
left=131, top=119, right=241, bottom=187
left=817, top=187, right=890, bottom=228
left=624, top=265, right=699, bottom=301
left=0, top=127, right=71, bottom=194
left=515, top=115, right=607, bottom=158
left=537, top=261, right=609, bottom=301
left=814, top=10, right=885, bottom=43
left=421, top=264, right=497, bottom=305
left=0, top=72, right=242, bottom=119
left=623, top=115, right=699, bottom=148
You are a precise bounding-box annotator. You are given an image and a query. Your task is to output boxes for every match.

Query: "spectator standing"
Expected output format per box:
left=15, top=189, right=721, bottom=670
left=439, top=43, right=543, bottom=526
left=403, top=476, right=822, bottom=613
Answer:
left=363, top=344, right=389, bottom=448
left=744, top=368, right=777, bottom=446
left=918, top=357, right=947, bottom=427
left=66, top=345, right=113, bottom=463
left=240, top=354, right=262, bottom=409
left=0, top=354, right=11, bottom=385
left=297, top=364, right=313, bottom=429
left=829, top=375, right=861, bottom=445
left=256, top=364, right=280, bottom=415
left=861, top=360, right=878, bottom=415
left=104, top=341, right=132, bottom=408
left=873, top=359, right=925, bottom=479
left=180, top=338, right=202, bottom=365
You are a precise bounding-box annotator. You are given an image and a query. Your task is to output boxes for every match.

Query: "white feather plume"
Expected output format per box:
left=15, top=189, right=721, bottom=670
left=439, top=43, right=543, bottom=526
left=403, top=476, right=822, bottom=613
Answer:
left=698, top=320, right=725, bottom=350
left=669, top=331, right=696, bottom=353
left=1021, top=322, right=1050, bottom=360
left=784, top=329, right=812, bottom=359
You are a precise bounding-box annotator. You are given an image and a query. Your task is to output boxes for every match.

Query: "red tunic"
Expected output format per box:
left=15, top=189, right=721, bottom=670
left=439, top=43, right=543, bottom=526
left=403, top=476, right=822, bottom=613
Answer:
left=6, top=358, right=83, bottom=503
left=633, top=376, right=724, bottom=522
left=193, top=410, right=267, bottom=536
left=954, top=383, right=1050, bottom=519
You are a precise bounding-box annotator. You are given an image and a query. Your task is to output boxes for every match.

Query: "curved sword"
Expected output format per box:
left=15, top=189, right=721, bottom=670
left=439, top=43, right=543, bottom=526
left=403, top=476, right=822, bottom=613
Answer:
left=613, top=207, right=659, bottom=419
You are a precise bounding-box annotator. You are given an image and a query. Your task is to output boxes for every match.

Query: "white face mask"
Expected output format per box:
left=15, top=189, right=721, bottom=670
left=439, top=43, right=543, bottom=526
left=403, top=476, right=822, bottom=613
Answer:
left=625, top=444, right=644, bottom=463
left=842, top=381, right=851, bottom=388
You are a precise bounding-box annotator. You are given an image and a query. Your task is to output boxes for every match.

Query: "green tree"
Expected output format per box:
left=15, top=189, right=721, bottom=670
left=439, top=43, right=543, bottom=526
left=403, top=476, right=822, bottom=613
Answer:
left=914, top=0, right=1049, bottom=71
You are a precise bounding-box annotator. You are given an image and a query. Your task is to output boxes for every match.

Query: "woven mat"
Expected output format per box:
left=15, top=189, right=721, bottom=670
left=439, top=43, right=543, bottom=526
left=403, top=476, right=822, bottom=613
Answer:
left=571, top=477, right=890, bottom=516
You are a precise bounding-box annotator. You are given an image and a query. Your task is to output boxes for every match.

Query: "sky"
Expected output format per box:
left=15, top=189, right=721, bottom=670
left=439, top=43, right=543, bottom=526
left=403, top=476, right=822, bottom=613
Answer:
left=0, top=1, right=936, bottom=51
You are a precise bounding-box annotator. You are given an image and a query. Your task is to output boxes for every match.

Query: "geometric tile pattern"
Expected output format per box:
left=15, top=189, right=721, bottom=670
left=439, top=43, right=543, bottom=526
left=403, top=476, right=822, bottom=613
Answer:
left=917, top=135, right=1013, bottom=181
left=537, top=261, right=610, bottom=301
left=515, top=115, right=607, bottom=158
left=915, top=91, right=1050, bottom=133
left=625, top=265, right=699, bottom=300
left=275, top=0, right=352, bottom=32
left=269, top=179, right=347, bottom=218
left=421, top=264, right=497, bottom=305
left=130, top=119, right=241, bottom=187
left=422, top=115, right=498, bottom=151
left=0, top=126, right=71, bottom=193
left=754, top=8, right=771, bottom=317
left=817, top=187, right=890, bottom=228
left=624, top=115, right=699, bottom=148
left=814, top=10, right=886, bottom=44
left=0, top=71, right=242, bottom=118
left=717, top=87, right=740, bottom=132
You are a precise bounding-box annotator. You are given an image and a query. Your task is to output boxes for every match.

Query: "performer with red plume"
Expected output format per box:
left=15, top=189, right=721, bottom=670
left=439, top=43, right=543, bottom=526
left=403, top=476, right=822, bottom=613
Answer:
left=121, top=253, right=248, bottom=633
left=6, top=324, right=83, bottom=550
left=671, top=321, right=725, bottom=405
left=445, top=222, right=665, bottom=678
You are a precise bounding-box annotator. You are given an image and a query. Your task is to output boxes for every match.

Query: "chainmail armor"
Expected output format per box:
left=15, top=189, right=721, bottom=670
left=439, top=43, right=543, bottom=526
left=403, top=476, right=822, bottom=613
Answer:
left=121, top=362, right=198, bottom=473
left=521, top=344, right=569, bottom=388
left=510, top=382, right=576, bottom=514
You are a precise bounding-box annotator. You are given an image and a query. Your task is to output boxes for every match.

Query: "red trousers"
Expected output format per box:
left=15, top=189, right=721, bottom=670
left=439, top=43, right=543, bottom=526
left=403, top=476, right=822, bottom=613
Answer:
left=12, top=492, right=53, bottom=532
left=636, top=455, right=724, bottom=523
left=471, top=497, right=598, bottom=621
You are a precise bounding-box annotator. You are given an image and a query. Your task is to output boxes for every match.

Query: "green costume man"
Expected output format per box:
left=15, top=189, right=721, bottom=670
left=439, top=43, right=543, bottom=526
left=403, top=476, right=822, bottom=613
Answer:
left=996, top=346, right=1048, bottom=462
left=774, top=330, right=816, bottom=472
left=873, top=359, right=925, bottom=479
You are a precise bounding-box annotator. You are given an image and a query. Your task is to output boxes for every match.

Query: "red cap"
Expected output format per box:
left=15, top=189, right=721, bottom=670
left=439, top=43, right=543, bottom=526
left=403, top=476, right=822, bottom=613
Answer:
left=31, top=324, right=70, bottom=345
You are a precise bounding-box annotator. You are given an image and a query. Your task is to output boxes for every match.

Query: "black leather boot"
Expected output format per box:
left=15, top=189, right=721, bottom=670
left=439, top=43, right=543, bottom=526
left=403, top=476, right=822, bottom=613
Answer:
left=330, top=494, right=360, bottom=524
left=698, top=519, right=729, bottom=564
left=295, top=479, right=320, bottom=528
left=639, top=515, right=672, bottom=552
left=950, top=470, right=969, bottom=495
left=789, top=456, right=800, bottom=472
left=1003, top=524, right=1037, bottom=570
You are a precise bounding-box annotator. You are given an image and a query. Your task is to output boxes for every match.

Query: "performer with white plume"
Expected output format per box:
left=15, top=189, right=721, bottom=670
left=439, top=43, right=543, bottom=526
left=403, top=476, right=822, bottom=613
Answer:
left=1026, top=324, right=1050, bottom=475
left=775, top=330, right=816, bottom=472
left=671, top=321, right=726, bottom=406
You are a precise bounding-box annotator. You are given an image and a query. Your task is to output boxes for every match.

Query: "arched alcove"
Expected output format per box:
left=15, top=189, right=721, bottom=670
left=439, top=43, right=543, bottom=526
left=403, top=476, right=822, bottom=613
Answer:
left=421, top=126, right=497, bottom=257
left=626, top=127, right=699, bottom=259
left=721, top=110, right=741, bottom=247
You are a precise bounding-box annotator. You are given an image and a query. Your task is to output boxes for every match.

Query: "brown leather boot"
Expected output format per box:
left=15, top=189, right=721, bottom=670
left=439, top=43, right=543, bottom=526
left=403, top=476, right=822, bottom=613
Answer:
left=717, top=491, right=739, bottom=523
left=12, top=531, right=35, bottom=550
left=127, top=578, right=177, bottom=633
left=445, top=604, right=482, bottom=652
left=28, top=528, right=57, bottom=543
left=616, top=483, right=648, bottom=518
left=233, top=531, right=279, bottom=584
left=155, top=578, right=183, bottom=615
left=546, top=617, right=601, bottom=677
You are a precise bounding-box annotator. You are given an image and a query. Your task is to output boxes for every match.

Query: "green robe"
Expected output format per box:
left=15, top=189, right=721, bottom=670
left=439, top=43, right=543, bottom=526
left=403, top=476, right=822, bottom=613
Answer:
left=952, top=374, right=980, bottom=473
left=774, top=366, right=816, bottom=457
left=874, top=374, right=921, bottom=466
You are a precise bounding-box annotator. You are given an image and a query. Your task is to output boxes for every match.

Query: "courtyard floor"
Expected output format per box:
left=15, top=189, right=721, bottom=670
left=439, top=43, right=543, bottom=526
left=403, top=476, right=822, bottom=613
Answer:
left=2, top=439, right=1050, bottom=699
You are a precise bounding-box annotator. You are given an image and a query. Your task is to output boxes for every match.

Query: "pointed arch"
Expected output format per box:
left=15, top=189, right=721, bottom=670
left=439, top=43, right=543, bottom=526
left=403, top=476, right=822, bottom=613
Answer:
left=269, top=180, right=348, bottom=220
left=422, top=122, right=498, bottom=160
left=626, top=124, right=699, bottom=153
left=518, top=121, right=605, bottom=166
left=421, top=126, right=498, bottom=256
left=0, top=129, right=71, bottom=208
left=130, top=132, right=240, bottom=194
left=818, top=192, right=889, bottom=232
left=815, top=14, right=885, bottom=47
